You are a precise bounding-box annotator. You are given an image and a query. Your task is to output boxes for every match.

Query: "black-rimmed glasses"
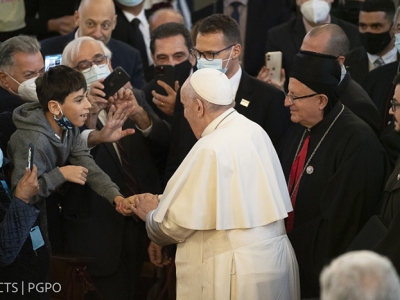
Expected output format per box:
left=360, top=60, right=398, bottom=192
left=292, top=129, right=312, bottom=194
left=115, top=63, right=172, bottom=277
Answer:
left=285, top=93, right=318, bottom=104
left=190, top=44, right=235, bottom=61
left=391, top=99, right=400, bottom=112
left=74, top=54, right=108, bottom=72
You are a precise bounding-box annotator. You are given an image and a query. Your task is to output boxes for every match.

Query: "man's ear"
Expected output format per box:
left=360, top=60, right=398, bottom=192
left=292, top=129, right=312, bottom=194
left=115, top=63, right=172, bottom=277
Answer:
left=232, top=44, right=241, bottom=60
left=111, top=14, right=117, bottom=30
left=0, top=72, right=9, bottom=88
left=48, top=100, right=61, bottom=115
left=195, top=98, right=204, bottom=117
left=74, top=10, right=80, bottom=27
left=318, top=94, right=328, bottom=110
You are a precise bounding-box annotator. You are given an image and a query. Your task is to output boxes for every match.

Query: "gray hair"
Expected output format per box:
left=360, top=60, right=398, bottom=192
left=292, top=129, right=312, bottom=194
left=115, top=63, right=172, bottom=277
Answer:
left=0, top=35, right=41, bottom=73
left=62, top=36, right=112, bottom=68
left=320, top=251, right=400, bottom=300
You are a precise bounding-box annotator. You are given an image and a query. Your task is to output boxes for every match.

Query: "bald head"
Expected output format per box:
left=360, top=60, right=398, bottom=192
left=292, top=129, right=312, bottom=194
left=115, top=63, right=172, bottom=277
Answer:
left=301, top=24, right=350, bottom=58
left=149, top=9, right=184, bottom=33
left=76, top=0, right=117, bottom=45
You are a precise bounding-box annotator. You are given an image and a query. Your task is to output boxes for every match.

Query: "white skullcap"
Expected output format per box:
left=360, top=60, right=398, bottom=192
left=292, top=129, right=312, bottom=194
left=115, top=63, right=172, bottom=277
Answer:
left=190, top=68, right=233, bottom=105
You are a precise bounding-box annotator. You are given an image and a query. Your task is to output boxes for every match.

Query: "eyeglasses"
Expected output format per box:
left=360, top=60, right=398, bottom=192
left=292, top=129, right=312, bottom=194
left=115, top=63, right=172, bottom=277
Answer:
left=391, top=99, right=400, bottom=112
left=285, top=93, right=318, bottom=104
left=74, top=54, right=108, bottom=72
left=190, top=44, right=235, bottom=61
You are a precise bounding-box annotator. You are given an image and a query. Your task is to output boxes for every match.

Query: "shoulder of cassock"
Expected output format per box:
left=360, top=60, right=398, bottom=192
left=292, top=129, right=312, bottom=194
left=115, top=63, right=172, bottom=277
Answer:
left=153, top=113, right=292, bottom=230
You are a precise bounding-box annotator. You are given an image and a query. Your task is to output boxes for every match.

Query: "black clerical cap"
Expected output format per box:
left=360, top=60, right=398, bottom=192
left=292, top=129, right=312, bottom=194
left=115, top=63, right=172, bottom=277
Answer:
left=290, top=50, right=341, bottom=115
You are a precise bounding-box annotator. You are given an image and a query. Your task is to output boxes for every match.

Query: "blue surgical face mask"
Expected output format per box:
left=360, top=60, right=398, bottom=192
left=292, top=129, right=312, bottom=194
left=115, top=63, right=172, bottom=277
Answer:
left=54, top=104, right=73, bottom=131
left=82, top=64, right=111, bottom=90
left=115, top=0, right=143, bottom=7
left=196, top=46, right=234, bottom=74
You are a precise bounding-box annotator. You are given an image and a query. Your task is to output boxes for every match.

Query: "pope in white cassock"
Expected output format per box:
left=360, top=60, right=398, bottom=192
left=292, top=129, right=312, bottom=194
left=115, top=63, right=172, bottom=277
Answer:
left=129, top=68, right=300, bottom=300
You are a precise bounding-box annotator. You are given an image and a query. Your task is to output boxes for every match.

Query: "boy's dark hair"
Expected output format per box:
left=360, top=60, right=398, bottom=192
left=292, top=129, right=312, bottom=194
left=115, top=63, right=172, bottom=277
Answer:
left=361, top=0, right=395, bottom=21
left=36, top=65, right=87, bottom=112
left=150, top=22, right=192, bottom=54
left=197, top=14, right=242, bottom=46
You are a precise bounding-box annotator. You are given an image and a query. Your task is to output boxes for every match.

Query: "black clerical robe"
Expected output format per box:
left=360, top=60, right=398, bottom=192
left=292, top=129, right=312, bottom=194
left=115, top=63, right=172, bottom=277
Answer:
left=278, top=102, right=389, bottom=298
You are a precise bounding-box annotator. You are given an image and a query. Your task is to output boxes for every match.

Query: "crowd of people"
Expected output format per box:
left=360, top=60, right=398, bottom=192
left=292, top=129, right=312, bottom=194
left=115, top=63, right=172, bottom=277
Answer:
left=2, top=0, right=400, bottom=299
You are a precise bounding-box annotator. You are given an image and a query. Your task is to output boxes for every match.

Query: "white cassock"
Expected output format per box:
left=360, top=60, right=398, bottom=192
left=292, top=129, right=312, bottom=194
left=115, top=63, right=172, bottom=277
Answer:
left=146, top=108, right=300, bottom=300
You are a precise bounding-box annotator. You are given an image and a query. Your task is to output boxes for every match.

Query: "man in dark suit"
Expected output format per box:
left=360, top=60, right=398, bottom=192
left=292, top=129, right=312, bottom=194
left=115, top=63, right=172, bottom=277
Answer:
left=191, top=0, right=291, bottom=77
left=301, top=23, right=381, bottom=137
left=164, top=14, right=290, bottom=182
left=266, top=0, right=361, bottom=91
left=61, top=37, right=171, bottom=300
left=142, top=22, right=195, bottom=124
left=112, top=0, right=153, bottom=69
left=345, top=0, right=396, bottom=86
left=40, top=0, right=146, bottom=89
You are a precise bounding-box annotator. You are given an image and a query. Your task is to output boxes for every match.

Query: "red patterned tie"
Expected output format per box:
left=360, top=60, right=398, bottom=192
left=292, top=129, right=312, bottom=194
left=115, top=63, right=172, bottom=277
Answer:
left=115, top=140, right=141, bottom=196
left=286, top=135, right=310, bottom=233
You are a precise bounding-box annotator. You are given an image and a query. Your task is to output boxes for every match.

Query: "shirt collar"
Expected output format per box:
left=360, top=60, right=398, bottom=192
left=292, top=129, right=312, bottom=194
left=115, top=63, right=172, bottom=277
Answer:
left=121, top=7, right=148, bottom=25
left=367, top=46, right=397, bottom=65
left=229, top=66, right=242, bottom=96
left=201, top=108, right=236, bottom=137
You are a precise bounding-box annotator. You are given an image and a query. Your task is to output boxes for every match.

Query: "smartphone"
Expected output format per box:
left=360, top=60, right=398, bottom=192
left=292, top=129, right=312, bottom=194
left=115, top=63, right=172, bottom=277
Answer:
left=28, top=143, right=34, bottom=171
left=45, top=54, right=62, bottom=71
left=154, top=65, right=175, bottom=96
left=102, top=66, right=130, bottom=99
left=265, top=51, right=282, bottom=83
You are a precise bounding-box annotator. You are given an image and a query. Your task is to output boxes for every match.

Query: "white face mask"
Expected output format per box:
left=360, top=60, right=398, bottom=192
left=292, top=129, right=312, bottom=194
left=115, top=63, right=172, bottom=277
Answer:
left=115, top=0, right=143, bottom=7
left=7, top=75, right=39, bottom=102
left=0, top=148, right=3, bottom=168
left=196, top=46, right=234, bottom=74
left=82, top=64, right=111, bottom=90
left=300, top=0, right=330, bottom=24
left=395, top=33, right=400, bottom=54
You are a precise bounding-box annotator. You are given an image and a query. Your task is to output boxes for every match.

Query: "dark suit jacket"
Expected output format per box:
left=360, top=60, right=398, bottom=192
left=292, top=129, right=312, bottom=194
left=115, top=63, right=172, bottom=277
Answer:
left=362, top=61, right=399, bottom=169
left=0, top=87, right=25, bottom=113
left=363, top=60, right=398, bottom=128
left=266, top=15, right=361, bottom=90
left=60, top=90, right=170, bottom=279
left=339, top=71, right=381, bottom=136
left=191, top=0, right=291, bottom=76
left=164, top=69, right=290, bottom=183
left=344, top=46, right=369, bottom=86
left=40, top=31, right=146, bottom=89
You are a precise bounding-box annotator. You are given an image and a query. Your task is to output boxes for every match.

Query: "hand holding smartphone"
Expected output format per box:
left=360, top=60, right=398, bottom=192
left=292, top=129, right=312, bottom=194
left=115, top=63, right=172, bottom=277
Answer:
left=154, top=65, right=175, bottom=96
left=265, top=51, right=282, bottom=83
left=102, top=66, right=130, bottom=99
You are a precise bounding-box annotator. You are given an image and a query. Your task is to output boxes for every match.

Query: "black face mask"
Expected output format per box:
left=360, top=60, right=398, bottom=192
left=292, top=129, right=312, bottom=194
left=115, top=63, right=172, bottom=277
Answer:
left=360, top=30, right=392, bottom=55
left=174, top=59, right=193, bottom=87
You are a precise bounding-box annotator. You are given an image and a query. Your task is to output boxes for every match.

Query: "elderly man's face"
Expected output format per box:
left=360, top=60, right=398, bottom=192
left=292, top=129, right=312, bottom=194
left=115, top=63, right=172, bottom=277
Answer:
left=69, top=41, right=110, bottom=71
left=76, top=0, right=117, bottom=45
left=389, top=84, right=400, bottom=132
left=285, top=78, right=325, bottom=128
left=0, top=51, right=44, bottom=95
left=153, top=35, right=190, bottom=66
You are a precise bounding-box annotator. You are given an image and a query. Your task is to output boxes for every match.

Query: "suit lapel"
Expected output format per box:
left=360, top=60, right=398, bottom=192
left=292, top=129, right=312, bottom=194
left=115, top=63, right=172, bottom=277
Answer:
left=234, top=71, right=253, bottom=115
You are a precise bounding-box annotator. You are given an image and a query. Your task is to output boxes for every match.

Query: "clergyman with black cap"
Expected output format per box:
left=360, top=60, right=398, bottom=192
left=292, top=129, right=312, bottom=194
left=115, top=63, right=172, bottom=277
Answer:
left=277, top=50, right=389, bottom=298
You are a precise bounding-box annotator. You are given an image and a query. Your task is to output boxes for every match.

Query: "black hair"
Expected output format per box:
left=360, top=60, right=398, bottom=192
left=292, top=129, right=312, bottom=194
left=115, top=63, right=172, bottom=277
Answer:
left=197, top=14, right=242, bottom=46
left=150, top=22, right=192, bottom=54
left=361, top=0, right=395, bottom=21
left=36, top=65, right=87, bottom=112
